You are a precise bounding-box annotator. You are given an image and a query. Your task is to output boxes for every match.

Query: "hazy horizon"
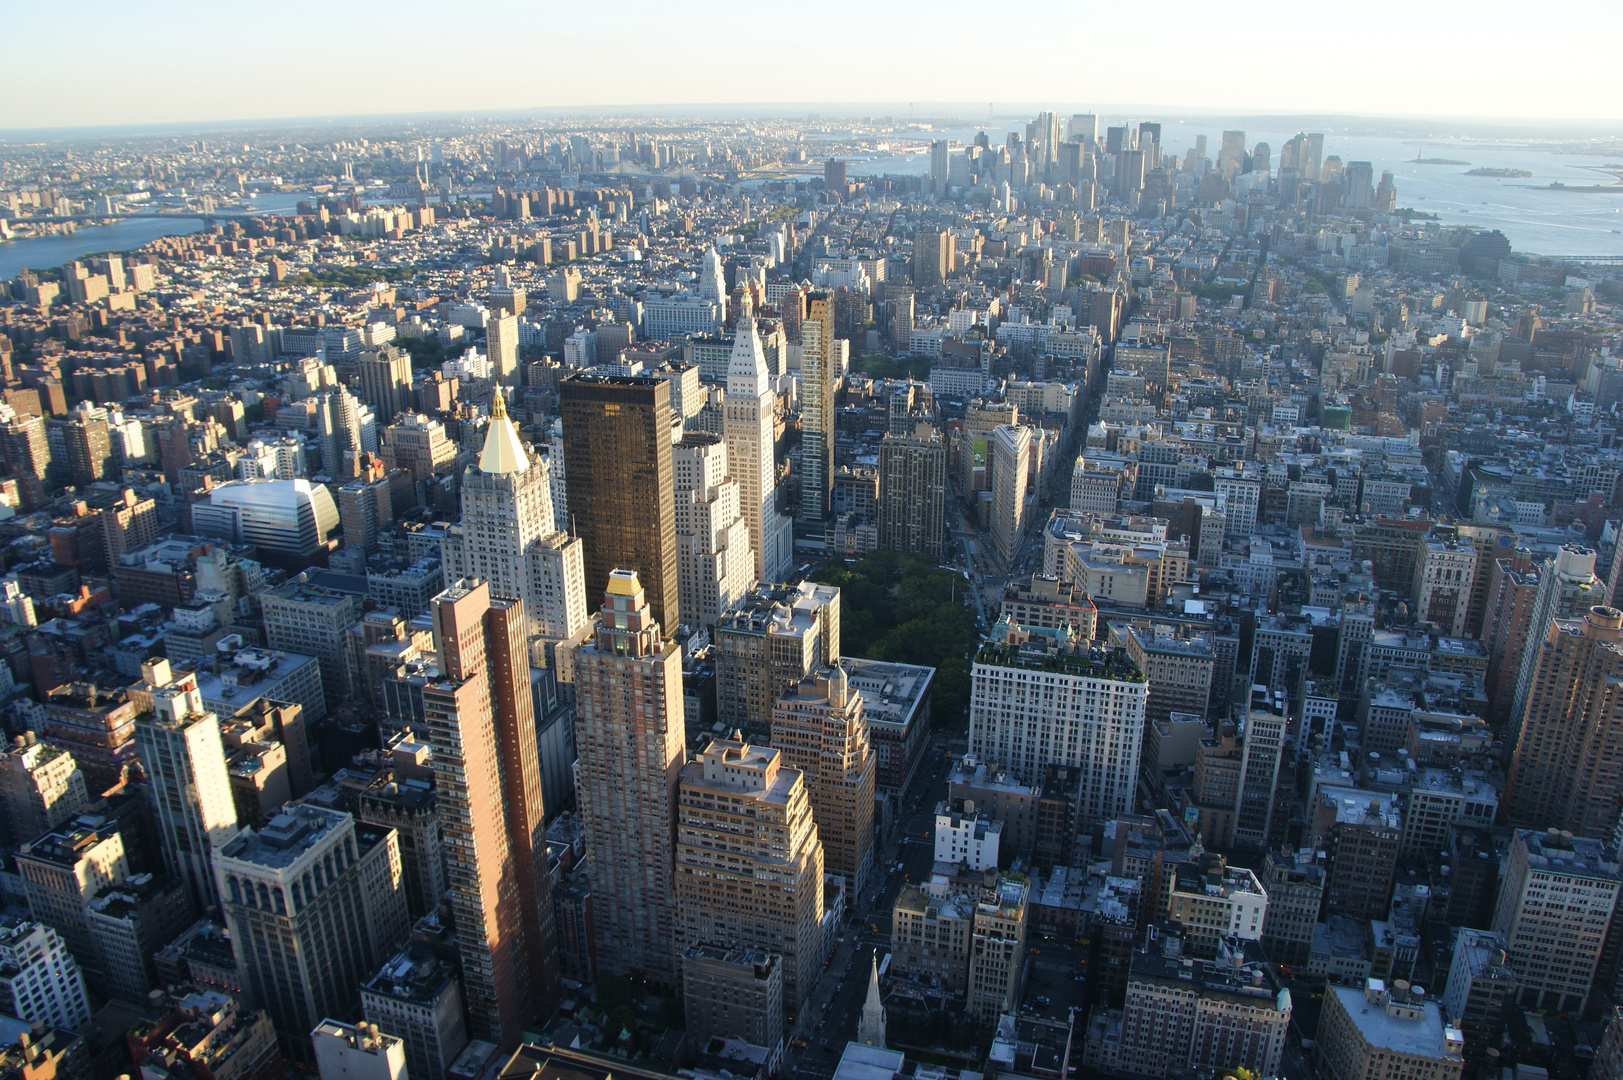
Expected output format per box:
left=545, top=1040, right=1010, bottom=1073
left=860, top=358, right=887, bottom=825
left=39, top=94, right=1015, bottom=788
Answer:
left=6, top=0, right=1620, bottom=131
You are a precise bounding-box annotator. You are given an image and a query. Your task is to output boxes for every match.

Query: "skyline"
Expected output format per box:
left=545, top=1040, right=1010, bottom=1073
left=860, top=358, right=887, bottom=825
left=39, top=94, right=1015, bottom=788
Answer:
left=5, top=104, right=1622, bottom=142
left=5, top=0, right=1622, bottom=130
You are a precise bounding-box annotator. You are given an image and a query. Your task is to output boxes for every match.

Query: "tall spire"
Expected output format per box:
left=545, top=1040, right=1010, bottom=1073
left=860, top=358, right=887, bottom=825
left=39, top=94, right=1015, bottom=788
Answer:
left=858, top=951, right=887, bottom=1047
left=727, top=295, right=768, bottom=393
left=478, top=389, right=530, bottom=475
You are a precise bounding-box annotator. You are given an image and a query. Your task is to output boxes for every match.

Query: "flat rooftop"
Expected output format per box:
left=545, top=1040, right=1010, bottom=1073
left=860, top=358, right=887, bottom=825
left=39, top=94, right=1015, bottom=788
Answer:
left=1328, top=985, right=1461, bottom=1061
left=217, top=803, right=347, bottom=870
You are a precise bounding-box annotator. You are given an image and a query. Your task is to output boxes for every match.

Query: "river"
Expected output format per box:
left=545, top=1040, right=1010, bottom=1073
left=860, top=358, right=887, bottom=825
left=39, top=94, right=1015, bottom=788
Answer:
left=0, top=192, right=308, bottom=280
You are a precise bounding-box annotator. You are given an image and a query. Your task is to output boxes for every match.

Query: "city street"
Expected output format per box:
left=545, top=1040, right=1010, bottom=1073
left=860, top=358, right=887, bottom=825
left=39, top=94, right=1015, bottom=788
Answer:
left=785, top=735, right=958, bottom=1080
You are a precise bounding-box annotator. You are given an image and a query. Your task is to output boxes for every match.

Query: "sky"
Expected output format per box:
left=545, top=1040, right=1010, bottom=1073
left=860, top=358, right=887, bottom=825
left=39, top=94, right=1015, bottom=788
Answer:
left=5, top=0, right=1621, bottom=131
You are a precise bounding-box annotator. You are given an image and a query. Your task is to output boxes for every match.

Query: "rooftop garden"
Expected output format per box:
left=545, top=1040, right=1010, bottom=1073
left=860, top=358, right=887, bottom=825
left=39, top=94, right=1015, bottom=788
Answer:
left=974, top=640, right=1146, bottom=682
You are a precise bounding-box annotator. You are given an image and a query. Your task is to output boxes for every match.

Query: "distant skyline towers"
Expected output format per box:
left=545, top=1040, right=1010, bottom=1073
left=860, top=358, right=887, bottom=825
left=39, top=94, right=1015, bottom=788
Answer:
left=422, top=579, right=559, bottom=1048
left=1219, top=129, right=1247, bottom=177
left=560, top=374, right=682, bottom=634
left=930, top=139, right=949, bottom=195
left=1344, top=161, right=1374, bottom=208
left=1305, top=132, right=1325, bottom=179
left=441, top=389, right=587, bottom=651
left=571, top=570, right=685, bottom=986
left=1115, top=148, right=1145, bottom=194
left=725, top=297, right=793, bottom=582
left=797, top=293, right=837, bottom=525
left=1137, top=121, right=1162, bottom=169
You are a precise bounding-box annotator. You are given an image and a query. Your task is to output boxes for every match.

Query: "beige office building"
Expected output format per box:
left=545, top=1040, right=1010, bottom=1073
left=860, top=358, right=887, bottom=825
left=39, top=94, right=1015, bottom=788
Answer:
left=674, top=739, right=823, bottom=1013
left=1318, top=981, right=1463, bottom=1080
left=771, top=667, right=874, bottom=901
left=571, top=570, right=686, bottom=986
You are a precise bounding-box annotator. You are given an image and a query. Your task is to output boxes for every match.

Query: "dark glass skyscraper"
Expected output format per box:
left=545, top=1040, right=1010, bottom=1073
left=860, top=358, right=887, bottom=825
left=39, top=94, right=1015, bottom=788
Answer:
left=560, top=374, right=680, bottom=634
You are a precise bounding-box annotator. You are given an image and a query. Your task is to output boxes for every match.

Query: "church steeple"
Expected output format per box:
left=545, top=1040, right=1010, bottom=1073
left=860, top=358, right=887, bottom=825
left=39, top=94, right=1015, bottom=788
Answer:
left=858, top=951, right=887, bottom=1047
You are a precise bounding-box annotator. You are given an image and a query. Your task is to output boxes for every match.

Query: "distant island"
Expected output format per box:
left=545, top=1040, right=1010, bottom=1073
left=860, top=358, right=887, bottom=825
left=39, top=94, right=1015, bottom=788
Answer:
left=1410, top=155, right=1471, bottom=165
left=1535, top=167, right=1623, bottom=192
left=1468, top=167, right=1533, bottom=178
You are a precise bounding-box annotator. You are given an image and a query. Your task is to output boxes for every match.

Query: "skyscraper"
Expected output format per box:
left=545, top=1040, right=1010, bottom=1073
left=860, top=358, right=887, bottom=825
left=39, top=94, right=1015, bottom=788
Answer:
left=215, top=804, right=409, bottom=1065
left=990, top=424, right=1031, bottom=566
left=486, top=313, right=519, bottom=386
left=421, top=579, right=559, bottom=1048
left=930, top=140, right=950, bottom=195
left=382, top=413, right=458, bottom=497
left=674, top=737, right=824, bottom=1012
left=316, top=386, right=370, bottom=480
left=699, top=246, right=727, bottom=322
left=1509, top=544, right=1603, bottom=734
left=561, top=375, right=681, bottom=635
left=1504, top=605, right=1623, bottom=838
left=1219, top=130, right=1248, bottom=176
left=0, top=409, right=51, bottom=483
left=62, top=407, right=113, bottom=486
left=1492, top=828, right=1620, bottom=1012
left=771, top=667, right=876, bottom=900
left=878, top=425, right=947, bottom=561
left=1138, top=122, right=1162, bottom=169
left=725, top=298, right=792, bottom=582
left=571, top=569, right=685, bottom=985
left=1232, top=709, right=1288, bottom=847
left=798, top=294, right=837, bottom=524
left=912, top=228, right=950, bottom=288
left=1115, top=149, right=1145, bottom=194
left=0, top=919, right=90, bottom=1029
left=442, top=390, right=588, bottom=651
left=968, top=619, right=1148, bottom=822
left=673, top=433, right=754, bottom=628
left=714, top=582, right=842, bottom=731
left=1304, top=133, right=1325, bottom=181
left=1344, top=161, right=1375, bottom=209
left=134, top=657, right=239, bottom=912
left=0, top=734, right=86, bottom=847
left=357, top=345, right=414, bottom=423
left=338, top=473, right=393, bottom=554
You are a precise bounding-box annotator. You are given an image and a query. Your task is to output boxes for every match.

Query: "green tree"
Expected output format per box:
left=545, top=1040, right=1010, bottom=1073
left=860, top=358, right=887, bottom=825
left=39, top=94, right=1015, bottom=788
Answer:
left=811, top=552, right=978, bottom=727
